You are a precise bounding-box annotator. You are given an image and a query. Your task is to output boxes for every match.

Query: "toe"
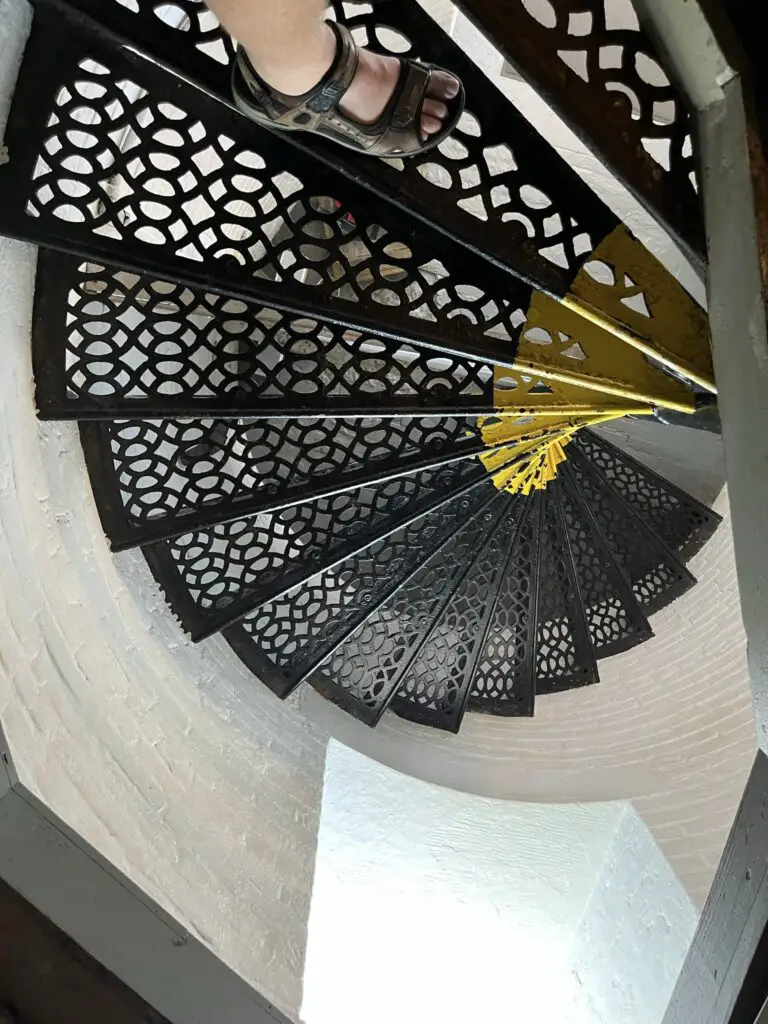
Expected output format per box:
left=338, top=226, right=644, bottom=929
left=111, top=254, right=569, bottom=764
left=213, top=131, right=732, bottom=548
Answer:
left=428, top=69, right=461, bottom=101
left=421, top=113, right=444, bottom=137
left=423, top=97, right=449, bottom=121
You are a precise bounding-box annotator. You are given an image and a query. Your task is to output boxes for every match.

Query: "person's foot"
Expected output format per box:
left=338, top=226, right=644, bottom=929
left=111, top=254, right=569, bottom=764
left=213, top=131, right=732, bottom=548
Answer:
left=252, top=23, right=460, bottom=140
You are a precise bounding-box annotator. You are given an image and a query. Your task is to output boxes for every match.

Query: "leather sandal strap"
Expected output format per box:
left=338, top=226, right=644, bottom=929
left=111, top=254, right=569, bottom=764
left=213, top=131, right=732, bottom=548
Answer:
left=235, top=23, right=359, bottom=131
left=367, top=62, right=432, bottom=156
left=306, top=24, right=359, bottom=115
left=232, top=23, right=462, bottom=158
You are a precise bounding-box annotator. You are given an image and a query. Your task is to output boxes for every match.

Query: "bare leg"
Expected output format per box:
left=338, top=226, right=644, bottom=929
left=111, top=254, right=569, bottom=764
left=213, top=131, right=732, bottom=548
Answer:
left=206, top=0, right=459, bottom=138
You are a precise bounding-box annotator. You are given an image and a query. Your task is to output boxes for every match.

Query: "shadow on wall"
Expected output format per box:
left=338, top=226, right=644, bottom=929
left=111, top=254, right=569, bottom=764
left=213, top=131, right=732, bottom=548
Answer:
left=568, top=807, right=697, bottom=1024
left=302, top=742, right=695, bottom=1024
left=597, top=418, right=726, bottom=506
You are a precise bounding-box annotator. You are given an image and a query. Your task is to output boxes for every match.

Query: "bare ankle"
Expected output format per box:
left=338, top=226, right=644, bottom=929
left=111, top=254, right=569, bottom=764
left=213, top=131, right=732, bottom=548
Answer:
left=247, top=22, right=337, bottom=97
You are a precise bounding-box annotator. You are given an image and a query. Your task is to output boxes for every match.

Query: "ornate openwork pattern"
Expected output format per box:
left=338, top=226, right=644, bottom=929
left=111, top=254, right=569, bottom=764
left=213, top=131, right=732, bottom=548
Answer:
left=231, top=483, right=497, bottom=700
left=533, top=485, right=596, bottom=692
left=574, top=430, right=720, bottom=559
left=4, top=0, right=724, bottom=735
left=559, top=471, right=652, bottom=657
left=24, top=50, right=523, bottom=336
left=566, top=449, right=695, bottom=613
left=457, top=0, right=703, bottom=254
left=36, top=254, right=494, bottom=419
left=515, top=0, right=695, bottom=185
left=82, top=415, right=489, bottom=547
left=0, top=12, right=558, bottom=396
left=146, top=458, right=489, bottom=638
left=468, top=499, right=539, bottom=715
left=311, top=493, right=510, bottom=725
left=391, top=497, right=526, bottom=730
left=52, top=0, right=619, bottom=286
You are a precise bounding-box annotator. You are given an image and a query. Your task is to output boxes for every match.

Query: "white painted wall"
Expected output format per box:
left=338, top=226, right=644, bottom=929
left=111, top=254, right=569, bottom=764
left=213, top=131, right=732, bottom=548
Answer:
left=2, top=14, right=327, bottom=1016
left=0, top=231, right=328, bottom=1017
left=302, top=741, right=625, bottom=1024
left=568, top=808, right=697, bottom=1024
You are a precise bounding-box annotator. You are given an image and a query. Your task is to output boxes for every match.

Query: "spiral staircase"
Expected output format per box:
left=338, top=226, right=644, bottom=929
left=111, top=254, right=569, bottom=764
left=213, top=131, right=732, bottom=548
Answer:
left=0, top=0, right=723, bottom=734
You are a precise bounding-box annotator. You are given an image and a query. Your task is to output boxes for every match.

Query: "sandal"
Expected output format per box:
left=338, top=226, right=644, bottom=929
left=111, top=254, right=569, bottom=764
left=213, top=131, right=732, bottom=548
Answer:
left=232, top=21, right=465, bottom=159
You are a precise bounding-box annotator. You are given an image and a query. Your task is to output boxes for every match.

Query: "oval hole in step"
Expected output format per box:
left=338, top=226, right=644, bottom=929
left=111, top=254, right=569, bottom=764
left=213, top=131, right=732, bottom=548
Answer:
left=636, top=52, right=669, bottom=87
left=373, top=25, right=412, bottom=53
left=521, top=0, right=557, bottom=29
left=523, top=327, right=553, bottom=346
left=584, top=260, right=616, bottom=286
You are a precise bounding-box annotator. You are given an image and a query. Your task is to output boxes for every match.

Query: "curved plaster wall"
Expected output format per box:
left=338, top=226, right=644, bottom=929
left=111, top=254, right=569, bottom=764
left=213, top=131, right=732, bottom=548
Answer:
left=0, top=3, right=758, bottom=1020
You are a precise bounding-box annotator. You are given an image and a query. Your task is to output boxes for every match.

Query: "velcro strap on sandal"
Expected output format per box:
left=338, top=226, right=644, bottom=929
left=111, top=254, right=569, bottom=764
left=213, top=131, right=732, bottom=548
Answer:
left=307, top=23, right=359, bottom=114
left=390, top=62, right=431, bottom=132
left=234, top=21, right=358, bottom=127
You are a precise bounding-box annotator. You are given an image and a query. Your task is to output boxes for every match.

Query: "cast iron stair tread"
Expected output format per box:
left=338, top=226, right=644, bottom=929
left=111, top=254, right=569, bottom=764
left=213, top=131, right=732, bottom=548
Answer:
left=464, top=493, right=541, bottom=719
left=224, top=482, right=501, bottom=702
left=35, top=251, right=649, bottom=426
left=32, top=251, right=685, bottom=432
left=573, top=429, right=722, bottom=560
left=454, top=0, right=704, bottom=264
left=558, top=464, right=654, bottom=659
left=32, top=251, right=497, bottom=422
left=529, top=479, right=598, bottom=696
left=80, top=415, right=506, bottom=549
left=5, top=3, right=714, bottom=402
left=565, top=443, right=697, bottom=615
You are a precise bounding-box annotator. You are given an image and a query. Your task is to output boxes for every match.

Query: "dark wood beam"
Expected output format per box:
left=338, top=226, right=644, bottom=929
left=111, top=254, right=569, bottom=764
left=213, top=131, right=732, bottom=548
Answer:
left=663, top=750, right=768, bottom=1024
left=0, top=875, right=171, bottom=1024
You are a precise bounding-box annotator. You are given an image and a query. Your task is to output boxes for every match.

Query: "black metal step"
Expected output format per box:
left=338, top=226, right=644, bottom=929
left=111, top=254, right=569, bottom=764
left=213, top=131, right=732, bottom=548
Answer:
left=558, top=468, right=654, bottom=659
left=33, top=252, right=497, bottom=421
left=81, top=415, right=500, bottom=549
left=34, top=251, right=650, bottom=427
left=225, top=483, right=501, bottom=702
left=454, top=0, right=704, bottom=265
left=573, top=429, right=722, bottom=561
left=564, top=446, right=696, bottom=614
left=144, top=457, right=499, bottom=640
left=530, top=480, right=597, bottom=695
left=465, top=493, right=541, bottom=718
left=0, top=9, right=540, bottom=371
left=311, top=490, right=516, bottom=727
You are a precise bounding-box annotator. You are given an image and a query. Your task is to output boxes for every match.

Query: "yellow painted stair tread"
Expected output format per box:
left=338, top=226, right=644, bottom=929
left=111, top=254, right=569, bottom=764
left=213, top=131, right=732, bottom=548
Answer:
left=517, top=289, right=697, bottom=413
left=491, top=367, right=653, bottom=417
left=567, top=225, right=715, bottom=392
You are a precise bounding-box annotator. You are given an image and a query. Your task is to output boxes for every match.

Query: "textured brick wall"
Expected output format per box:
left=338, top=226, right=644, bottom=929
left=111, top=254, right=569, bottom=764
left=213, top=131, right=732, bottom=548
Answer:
left=0, top=229, right=328, bottom=1024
